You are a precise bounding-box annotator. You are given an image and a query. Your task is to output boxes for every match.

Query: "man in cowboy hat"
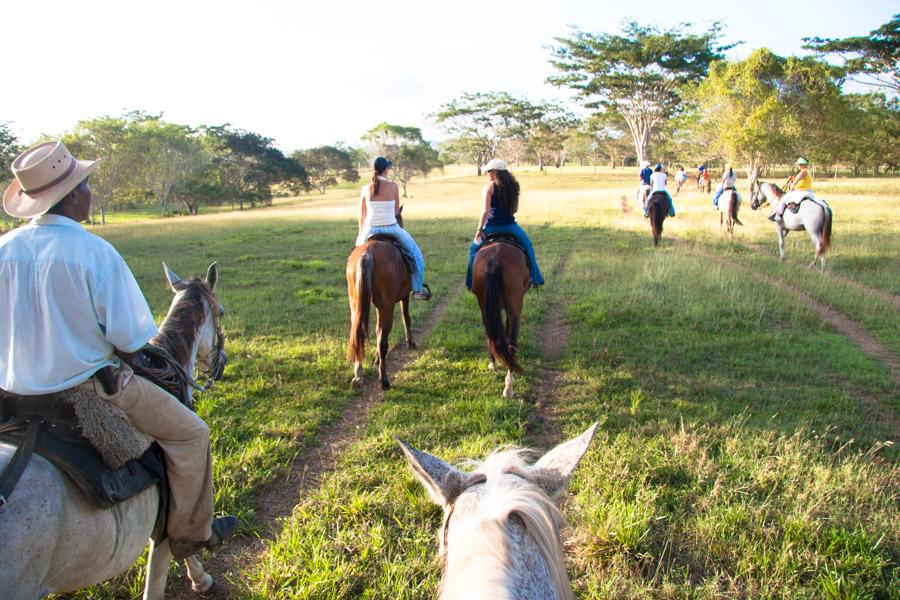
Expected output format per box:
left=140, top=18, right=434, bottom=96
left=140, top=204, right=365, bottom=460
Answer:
left=0, top=141, right=236, bottom=559
left=770, top=157, right=814, bottom=223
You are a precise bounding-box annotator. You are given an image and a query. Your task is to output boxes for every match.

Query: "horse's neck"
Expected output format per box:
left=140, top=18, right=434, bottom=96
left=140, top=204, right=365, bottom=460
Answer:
left=152, top=293, right=205, bottom=402
left=441, top=515, right=570, bottom=600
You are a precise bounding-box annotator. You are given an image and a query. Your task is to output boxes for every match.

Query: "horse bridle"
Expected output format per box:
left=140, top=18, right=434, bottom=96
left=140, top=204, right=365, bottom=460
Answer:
left=192, top=300, right=227, bottom=393
left=750, top=180, right=768, bottom=210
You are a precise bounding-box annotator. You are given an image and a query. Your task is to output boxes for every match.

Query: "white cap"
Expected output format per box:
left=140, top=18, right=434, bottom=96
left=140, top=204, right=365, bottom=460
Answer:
left=482, top=158, right=508, bottom=172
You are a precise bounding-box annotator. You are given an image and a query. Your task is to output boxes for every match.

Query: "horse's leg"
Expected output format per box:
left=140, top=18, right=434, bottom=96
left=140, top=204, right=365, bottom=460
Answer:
left=184, top=554, right=216, bottom=597
left=351, top=360, right=364, bottom=388
left=502, top=312, right=521, bottom=399
left=401, top=295, right=416, bottom=349
left=807, top=229, right=823, bottom=270
left=719, top=211, right=723, bottom=231
left=376, top=306, right=393, bottom=390
left=143, top=538, right=172, bottom=600
left=777, top=227, right=787, bottom=262
left=487, top=342, right=497, bottom=371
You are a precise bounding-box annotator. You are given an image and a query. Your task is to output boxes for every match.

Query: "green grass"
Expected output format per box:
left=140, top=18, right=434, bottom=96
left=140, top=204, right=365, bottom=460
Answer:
left=44, top=169, right=897, bottom=598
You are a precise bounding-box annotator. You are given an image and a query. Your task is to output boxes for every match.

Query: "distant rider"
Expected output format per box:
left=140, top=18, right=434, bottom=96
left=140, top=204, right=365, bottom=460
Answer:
left=356, top=156, right=432, bottom=300
left=466, top=159, right=544, bottom=290
left=713, top=164, right=737, bottom=208
left=674, top=165, right=688, bottom=195
left=644, top=163, right=675, bottom=218
left=638, top=161, right=653, bottom=211
left=770, top=157, right=814, bottom=223
left=0, top=141, right=237, bottom=560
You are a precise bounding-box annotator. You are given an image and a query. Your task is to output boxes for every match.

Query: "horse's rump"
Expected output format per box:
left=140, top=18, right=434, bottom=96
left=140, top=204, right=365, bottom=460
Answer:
left=473, top=243, right=528, bottom=373
left=366, top=233, right=416, bottom=274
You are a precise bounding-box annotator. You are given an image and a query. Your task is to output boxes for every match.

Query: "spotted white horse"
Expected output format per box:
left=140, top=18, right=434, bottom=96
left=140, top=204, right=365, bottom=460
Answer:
left=399, top=423, right=598, bottom=600
left=750, top=180, right=833, bottom=271
left=0, top=263, right=225, bottom=599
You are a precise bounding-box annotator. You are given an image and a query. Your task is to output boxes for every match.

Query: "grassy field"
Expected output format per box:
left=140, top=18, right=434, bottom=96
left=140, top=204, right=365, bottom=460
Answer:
left=54, top=167, right=897, bottom=599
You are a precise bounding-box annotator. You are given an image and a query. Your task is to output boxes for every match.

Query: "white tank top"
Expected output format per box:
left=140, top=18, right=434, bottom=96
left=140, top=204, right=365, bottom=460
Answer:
left=365, top=197, right=397, bottom=227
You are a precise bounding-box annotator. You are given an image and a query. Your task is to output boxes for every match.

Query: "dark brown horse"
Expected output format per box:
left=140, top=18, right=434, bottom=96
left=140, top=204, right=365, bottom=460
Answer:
left=471, top=238, right=530, bottom=398
left=647, top=191, right=670, bottom=247
left=346, top=224, right=415, bottom=390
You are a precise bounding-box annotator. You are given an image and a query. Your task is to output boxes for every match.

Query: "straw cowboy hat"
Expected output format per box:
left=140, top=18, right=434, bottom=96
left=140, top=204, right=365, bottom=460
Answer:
left=3, top=141, right=98, bottom=218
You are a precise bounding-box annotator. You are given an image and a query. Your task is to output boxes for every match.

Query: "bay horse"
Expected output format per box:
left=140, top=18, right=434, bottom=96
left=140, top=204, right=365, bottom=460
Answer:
left=398, top=422, right=598, bottom=600
left=750, top=179, right=833, bottom=271
left=715, top=188, right=743, bottom=239
left=346, top=212, right=415, bottom=390
left=0, top=263, right=226, bottom=599
left=471, top=236, right=530, bottom=398
left=647, top=191, right=670, bottom=247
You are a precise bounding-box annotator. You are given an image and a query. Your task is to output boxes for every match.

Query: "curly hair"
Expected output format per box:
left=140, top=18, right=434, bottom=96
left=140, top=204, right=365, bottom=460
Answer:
left=491, top=170, right=520, bottom=214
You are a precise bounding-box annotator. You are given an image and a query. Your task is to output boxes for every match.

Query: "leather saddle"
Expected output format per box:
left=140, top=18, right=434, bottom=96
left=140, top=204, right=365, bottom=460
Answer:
left=481, top=232, right=528, bottom=257
left=0, top=383, right=168, bottom=539
left=367, top=233, right=416, bottom=274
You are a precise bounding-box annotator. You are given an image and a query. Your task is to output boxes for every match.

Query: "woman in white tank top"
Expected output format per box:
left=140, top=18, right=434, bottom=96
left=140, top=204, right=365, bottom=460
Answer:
left=643, top=163, right=675, bottom=218
left=356, top=156, right=431, bottom=300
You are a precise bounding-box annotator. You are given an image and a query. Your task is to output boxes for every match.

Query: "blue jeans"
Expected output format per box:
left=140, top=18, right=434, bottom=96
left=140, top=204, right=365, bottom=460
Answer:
left=713, top=186, right=735, bottom=207
left=644, top=191, right=675, bottom=217
left=356, top=223, right=426, bottom=292
left=466, top=223, right=544, bottom=289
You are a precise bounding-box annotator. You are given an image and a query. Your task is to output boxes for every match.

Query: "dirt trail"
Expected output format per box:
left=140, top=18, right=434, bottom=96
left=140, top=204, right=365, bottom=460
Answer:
left=528, top=249, right=574, bottom=450
left=742, top=240, right=900, bottom=311
left=170, top=279, right=465, bottom=598
left=679, top=238, right=900, bottom=389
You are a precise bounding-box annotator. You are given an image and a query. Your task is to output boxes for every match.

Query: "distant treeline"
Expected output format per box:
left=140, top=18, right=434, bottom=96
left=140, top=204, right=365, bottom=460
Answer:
left=1, top=16, right=896, bottom=221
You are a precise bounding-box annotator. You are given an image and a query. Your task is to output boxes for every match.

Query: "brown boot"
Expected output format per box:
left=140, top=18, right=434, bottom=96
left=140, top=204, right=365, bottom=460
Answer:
left=170, top=516, right=238, bottom=560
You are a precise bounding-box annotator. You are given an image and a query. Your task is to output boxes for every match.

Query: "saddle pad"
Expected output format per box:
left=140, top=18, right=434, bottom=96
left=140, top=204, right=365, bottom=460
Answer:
left=0, top=424, right=163, bottom=509
left=482, top=235, right=528, bottom=256
left=367, top=234, right=416, bottom=274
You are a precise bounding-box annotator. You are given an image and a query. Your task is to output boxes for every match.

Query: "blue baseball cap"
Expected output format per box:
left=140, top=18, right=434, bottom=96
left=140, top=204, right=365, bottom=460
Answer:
left=373, top=156, right=393, bottom=172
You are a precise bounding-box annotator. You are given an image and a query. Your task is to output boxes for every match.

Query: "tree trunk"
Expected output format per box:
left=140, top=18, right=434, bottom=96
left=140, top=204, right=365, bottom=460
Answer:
left=100, top=207, right=106, bottom=226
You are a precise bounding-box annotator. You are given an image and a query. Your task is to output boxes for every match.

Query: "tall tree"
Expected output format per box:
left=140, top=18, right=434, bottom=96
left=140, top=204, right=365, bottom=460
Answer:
left=689, top=49, right=845, bottom=180
left=548, top=21, right=732, bottom=164
left=292, top=145, right=357, bottom=194
left=62, top=116, right=146, bottom=224
left=803, top=14, right=899, bottom=93
left=494, top=97, right=578, bottom=171
left=362, top=123, right=441, bottom=197
left=204, top=126, right=308, bottom=210
left=433, top=92, right=508, bottom=175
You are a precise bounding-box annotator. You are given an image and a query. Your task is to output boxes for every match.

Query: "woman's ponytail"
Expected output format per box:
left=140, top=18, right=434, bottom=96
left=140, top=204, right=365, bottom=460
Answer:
left=370, top=171, right=381, bottom=196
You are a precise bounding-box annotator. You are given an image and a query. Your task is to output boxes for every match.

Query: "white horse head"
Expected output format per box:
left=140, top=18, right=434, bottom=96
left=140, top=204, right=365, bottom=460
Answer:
left=399, top=423, right=598, bottom=600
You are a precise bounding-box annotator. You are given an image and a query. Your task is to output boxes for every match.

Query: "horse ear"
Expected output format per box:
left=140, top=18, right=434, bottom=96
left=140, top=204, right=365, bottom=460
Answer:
left=205, top=262, right=218, bottom=291
left=530, top=422, right=598, bottom=500
left=397, top=438, right=467, bottom=507
left=163, top=262, right=185, bottom=291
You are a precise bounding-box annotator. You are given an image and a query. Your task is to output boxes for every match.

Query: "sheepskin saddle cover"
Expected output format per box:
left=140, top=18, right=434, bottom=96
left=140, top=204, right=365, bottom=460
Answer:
left=60, top=387, right=153, bottom=469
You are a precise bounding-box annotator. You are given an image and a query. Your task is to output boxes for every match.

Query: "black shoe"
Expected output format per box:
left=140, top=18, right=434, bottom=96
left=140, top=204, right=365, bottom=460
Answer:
left=171, top=515, right=239, bottom=559
left=412, top=284, right=432, bottom=301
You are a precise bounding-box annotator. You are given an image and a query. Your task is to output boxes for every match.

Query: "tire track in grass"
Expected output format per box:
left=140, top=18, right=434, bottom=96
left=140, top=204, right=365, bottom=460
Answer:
left=741, top=239, right=900, bottom=310
left=527, top=245, right=575, bottom=450
left=170, top=278, right=466, bottom=598
left=676, top=239, right=899, bottom=431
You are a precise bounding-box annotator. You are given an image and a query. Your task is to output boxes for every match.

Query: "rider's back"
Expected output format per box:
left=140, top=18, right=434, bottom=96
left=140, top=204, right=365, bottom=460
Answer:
left=0, top=216, right=156, bottom=395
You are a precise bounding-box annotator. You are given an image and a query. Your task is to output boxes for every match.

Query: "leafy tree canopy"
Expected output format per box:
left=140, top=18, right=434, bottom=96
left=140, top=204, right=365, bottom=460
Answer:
left=803, top=14, right=899, bottom=92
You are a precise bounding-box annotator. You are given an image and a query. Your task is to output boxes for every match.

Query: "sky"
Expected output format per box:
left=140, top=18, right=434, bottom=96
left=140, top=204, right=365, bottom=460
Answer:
left=4, top=0, right=895, bottom=152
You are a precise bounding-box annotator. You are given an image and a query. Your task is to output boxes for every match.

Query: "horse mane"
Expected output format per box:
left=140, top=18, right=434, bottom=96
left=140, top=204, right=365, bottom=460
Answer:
left=152, top=278, right=216, bottom=369
left=764, top=181, right=785, bottom=198
left=439, top=450, right=574, bottom=600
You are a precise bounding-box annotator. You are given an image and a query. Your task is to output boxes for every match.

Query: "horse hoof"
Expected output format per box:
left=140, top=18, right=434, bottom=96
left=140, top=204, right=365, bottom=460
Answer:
left=488, top=361, right=497, bottom=371
left=194, top=579, right=218, bottom=598
left=502, top=388, right=514, bottom=398
left=381, top=380, right=391, bottom=391
left=408, top=340, right=417, bottom=350
left=351, top=377, right=363, bottom=389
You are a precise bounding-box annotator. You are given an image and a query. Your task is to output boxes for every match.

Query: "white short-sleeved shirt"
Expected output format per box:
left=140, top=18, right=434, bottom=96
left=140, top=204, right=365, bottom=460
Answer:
left=650, top=171, right=667, bottom=193
left=723, top=170, right=737, bottom=187
left=0, top=214, right=158, bottom=395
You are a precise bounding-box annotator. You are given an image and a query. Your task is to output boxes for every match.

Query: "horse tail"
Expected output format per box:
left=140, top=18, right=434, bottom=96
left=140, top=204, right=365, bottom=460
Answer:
left=483, top=256, right=522, bottom=373
left=730, top=192, right=743, bottom=226
left=347, top=252, right=373, bottom=362
left=649, top=197, right=664, bottom=246
left=820, top=205, right=833, bottom=253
